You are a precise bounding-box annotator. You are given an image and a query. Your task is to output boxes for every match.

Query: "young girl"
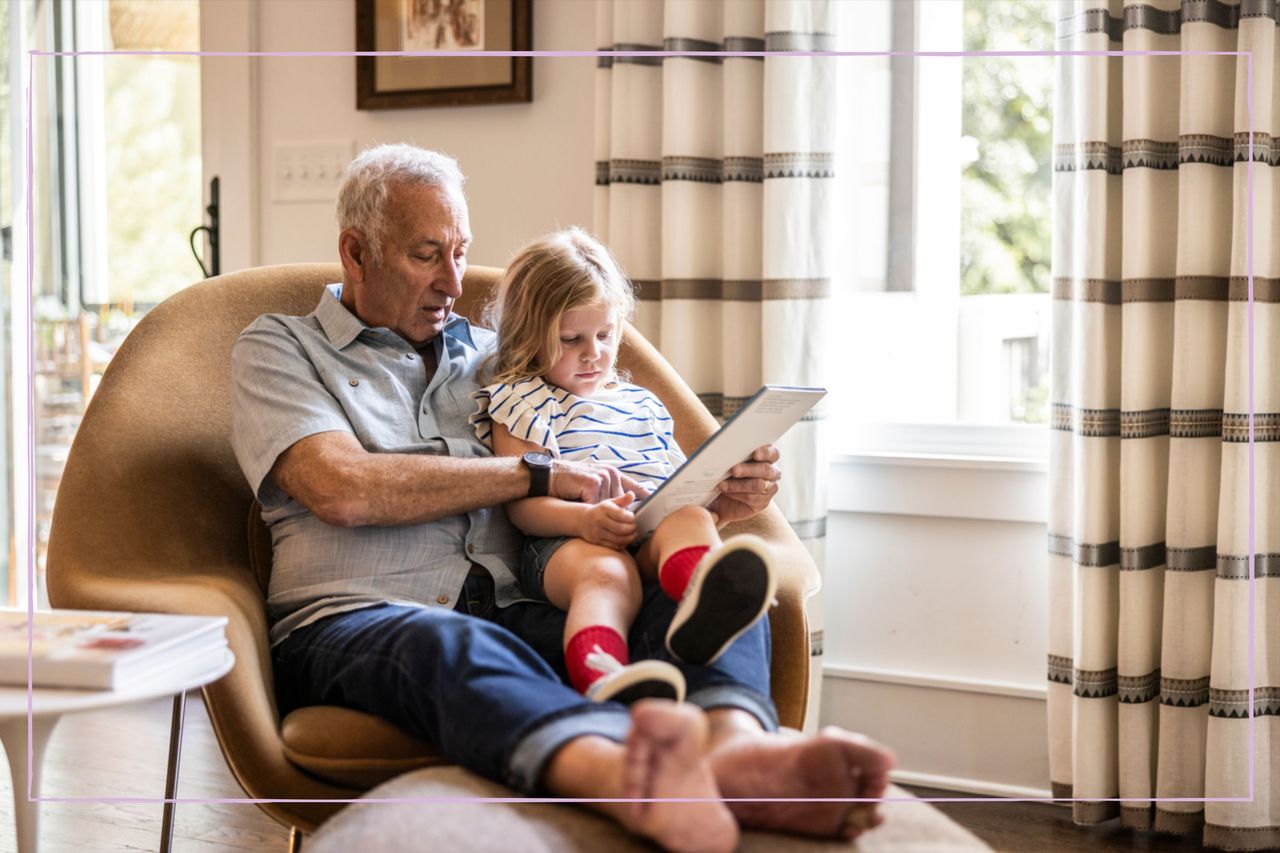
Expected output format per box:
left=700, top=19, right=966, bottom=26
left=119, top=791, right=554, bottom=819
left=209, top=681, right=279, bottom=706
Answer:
left=470, top=228, right=778, bottom=705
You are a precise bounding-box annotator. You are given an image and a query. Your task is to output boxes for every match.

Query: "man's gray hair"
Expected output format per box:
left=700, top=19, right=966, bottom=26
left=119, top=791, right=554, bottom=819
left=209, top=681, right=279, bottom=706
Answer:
left=337, top=143, right=466, bottom=262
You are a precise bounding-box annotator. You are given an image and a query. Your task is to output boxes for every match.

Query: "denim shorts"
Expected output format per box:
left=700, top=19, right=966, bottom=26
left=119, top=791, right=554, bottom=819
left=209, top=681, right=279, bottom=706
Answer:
left=520, top=535, right=651, bottom=602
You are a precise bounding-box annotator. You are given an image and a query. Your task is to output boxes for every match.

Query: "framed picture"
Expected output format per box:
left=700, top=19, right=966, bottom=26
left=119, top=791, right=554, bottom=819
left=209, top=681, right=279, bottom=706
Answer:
left=356, top=0, right=532, bottom=110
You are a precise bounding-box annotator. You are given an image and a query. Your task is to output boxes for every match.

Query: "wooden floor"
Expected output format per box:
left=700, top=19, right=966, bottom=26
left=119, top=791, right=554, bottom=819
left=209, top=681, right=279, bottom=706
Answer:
left=0, top=694, right=1217, bottom=852
left=0, top=692, right=289, bottom=852
left=904, top=785, right=1210, bottom=853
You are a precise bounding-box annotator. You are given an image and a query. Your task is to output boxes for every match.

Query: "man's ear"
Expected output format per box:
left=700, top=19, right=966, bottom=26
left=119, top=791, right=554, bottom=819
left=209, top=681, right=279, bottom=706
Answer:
left=338, top=229, right=368, bottom=282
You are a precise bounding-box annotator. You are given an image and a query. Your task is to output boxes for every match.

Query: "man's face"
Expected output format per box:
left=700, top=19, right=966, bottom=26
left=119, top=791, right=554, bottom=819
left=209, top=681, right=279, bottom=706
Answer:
left=344, top=181, right=472, bottom=348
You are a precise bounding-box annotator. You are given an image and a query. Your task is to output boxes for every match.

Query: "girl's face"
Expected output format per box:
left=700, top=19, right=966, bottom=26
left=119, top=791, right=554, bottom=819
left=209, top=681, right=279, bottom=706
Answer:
left=543, top=302, right=619, bottom=396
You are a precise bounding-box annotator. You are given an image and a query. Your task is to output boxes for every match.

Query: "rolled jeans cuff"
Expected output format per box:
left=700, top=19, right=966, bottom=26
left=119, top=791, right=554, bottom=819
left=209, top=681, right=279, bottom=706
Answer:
left=687, top=684, right=779, bottom=732
left=506, top=706, right=632, bottom=794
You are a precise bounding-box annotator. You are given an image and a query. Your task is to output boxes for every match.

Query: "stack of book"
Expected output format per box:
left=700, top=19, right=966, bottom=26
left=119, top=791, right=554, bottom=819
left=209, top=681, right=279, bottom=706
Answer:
left=0, top=609, right=229, bottom=690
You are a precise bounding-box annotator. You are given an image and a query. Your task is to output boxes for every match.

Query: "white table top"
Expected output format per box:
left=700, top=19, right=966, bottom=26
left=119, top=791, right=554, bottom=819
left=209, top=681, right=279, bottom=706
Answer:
left=0, top=649, right=235, bottom=718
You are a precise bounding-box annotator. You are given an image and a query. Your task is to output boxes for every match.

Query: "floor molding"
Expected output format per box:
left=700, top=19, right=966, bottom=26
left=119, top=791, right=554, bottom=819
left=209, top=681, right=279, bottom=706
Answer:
left=892, top=768, right=1054, bottom=801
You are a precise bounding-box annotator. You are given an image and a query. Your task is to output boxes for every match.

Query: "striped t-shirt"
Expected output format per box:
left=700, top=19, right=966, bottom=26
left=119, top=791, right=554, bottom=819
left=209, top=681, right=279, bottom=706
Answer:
left=470, top=376, right=686, bottom=490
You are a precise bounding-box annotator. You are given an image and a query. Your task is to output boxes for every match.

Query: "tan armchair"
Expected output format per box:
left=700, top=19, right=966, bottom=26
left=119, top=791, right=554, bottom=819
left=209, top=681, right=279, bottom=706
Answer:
left=45, top=263, right=820, bottom=838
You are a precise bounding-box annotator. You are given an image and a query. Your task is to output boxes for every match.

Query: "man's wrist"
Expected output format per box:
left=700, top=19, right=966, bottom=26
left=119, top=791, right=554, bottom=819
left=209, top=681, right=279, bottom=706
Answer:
left=521, top=451, right=554, bottom=498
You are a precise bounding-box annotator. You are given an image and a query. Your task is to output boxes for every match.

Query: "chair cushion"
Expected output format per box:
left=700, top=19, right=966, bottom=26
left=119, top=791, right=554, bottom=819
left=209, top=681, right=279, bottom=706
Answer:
left=281, top=706, right=449, bottom=789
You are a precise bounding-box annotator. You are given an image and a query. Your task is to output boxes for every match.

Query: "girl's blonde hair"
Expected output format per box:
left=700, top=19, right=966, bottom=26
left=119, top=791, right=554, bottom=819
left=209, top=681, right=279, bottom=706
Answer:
left=483, top=227, right=636, bottom=385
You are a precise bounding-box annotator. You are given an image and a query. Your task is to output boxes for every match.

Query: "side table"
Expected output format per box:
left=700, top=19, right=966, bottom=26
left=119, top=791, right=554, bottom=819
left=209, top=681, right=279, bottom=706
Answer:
left=0, top=648, right=234, bottom=853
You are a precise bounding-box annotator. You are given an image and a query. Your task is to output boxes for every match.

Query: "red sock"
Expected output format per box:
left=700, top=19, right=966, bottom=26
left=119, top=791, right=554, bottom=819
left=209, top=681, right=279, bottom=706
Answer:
left=565, top=625, right=629, bottom=694
left=659, top=545, right=710, bottom=601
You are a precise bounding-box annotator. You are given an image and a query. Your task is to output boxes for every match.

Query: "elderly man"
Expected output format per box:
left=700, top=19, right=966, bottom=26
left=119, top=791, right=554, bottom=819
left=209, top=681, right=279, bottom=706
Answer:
left=230, top=143, right=893, bottom=853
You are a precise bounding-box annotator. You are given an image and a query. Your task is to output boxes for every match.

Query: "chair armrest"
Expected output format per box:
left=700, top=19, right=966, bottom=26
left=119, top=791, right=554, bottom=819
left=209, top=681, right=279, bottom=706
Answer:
left=724, top=504, right=819, bottom=730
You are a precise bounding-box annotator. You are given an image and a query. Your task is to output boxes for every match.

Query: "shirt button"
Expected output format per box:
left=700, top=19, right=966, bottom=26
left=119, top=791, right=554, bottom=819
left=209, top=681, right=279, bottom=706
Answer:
left=406, top=353, right=416, bottom=360
left=437, top=594, right=449, bottom=605
left=348, top=378, right=359, bottom=387
left=422, top=405, right=429, bottom=415
left=467, top=544, right=477, bottom=554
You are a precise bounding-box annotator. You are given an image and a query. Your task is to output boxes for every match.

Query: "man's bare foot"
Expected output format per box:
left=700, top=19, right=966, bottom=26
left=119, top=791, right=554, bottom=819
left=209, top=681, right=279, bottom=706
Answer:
left=616, top=700, right=739, bottom=853
left=708, top=726, right=896, bottom=841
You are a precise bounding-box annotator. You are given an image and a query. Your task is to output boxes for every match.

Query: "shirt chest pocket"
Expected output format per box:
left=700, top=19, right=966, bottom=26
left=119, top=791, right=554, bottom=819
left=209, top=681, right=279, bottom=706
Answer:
left=330, top=373, right=422, bottom=451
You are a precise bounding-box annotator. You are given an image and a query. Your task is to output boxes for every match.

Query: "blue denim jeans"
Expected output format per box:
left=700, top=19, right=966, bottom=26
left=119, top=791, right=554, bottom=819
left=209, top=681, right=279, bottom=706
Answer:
left=272, top=570, right=776, bottom=793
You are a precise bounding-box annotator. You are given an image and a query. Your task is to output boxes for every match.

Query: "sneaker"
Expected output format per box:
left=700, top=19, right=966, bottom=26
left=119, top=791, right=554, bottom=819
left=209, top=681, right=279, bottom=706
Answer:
left=665, top=534, right=778, bottom=666
left=583, top=646, right=687, bottom=704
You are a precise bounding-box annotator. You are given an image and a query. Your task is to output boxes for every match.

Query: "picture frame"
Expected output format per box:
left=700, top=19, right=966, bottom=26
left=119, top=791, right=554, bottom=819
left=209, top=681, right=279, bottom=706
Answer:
left=355, top=0, right=532, bottom=110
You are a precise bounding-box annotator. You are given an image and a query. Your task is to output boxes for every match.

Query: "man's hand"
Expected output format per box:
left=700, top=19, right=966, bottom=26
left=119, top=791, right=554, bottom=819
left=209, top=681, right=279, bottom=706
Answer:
left=578, top=493, right=639, bottom=549
left=550, top=459, right=651, bottom=504
left=708, top=444, right=781, bottom=527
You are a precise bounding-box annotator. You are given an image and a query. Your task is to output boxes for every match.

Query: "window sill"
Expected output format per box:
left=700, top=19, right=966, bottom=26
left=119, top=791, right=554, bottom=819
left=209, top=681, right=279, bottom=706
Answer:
left=838, top=450, right=1047, bottom=473
left=829, top=451, right=1048, bottom=524
left=837, top=422, right=1050, bottom=460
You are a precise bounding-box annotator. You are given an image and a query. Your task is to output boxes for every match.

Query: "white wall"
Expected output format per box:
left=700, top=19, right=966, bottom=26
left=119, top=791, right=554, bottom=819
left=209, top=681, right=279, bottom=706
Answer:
left=204, top=0, right=596, bottom=271
left=823, top=458, right=1052, bottom=796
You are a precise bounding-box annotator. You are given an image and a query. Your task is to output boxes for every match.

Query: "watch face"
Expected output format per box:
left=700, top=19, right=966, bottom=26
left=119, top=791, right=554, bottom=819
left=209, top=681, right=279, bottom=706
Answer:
left=523, top=451, right=553, bottom=498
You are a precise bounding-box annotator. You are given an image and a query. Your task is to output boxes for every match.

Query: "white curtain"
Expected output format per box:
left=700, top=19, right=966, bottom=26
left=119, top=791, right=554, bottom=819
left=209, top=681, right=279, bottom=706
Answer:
left=593, top=0, right=836, bottom=719
left=1050, top=1, right=1279, bottom=848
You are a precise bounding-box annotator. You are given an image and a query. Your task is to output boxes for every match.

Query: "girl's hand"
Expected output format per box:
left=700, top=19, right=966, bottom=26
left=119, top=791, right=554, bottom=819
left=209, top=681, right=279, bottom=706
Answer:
left=578, top=492, right=638, bottom=549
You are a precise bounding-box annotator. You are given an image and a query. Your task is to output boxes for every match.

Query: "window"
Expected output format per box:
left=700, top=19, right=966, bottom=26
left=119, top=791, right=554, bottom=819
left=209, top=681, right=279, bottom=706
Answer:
left=831, top=0, right=1053, bottom=460
left=20, top=0, right=203, bottom=603
left=2, top=0, right=40, bottom=606
left=1, top=0, right=13, bottom=603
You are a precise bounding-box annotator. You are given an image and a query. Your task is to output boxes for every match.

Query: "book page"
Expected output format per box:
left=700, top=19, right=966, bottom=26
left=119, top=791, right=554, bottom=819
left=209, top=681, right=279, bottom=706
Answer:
left=0, top=611, right=131, bottom=657
left=634, top=386, right=825, bottom=536
left=0, top=609, right=229, bottom=688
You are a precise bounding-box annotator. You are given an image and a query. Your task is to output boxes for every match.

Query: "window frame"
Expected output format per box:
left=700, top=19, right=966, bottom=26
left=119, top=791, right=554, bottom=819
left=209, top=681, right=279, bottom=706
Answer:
left=831, top=0, right=1052, bottom=467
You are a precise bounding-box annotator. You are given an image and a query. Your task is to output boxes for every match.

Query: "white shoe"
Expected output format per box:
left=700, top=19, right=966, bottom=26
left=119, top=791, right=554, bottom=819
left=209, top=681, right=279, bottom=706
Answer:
left=665, top=534, right=778, bottom=666
left=584, top=646, right=687, bottom=704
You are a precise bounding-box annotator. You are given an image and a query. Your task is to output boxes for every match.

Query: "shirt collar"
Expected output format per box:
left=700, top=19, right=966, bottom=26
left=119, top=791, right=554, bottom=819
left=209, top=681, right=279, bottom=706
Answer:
left=316, top=283, right=478, bottom=351
left=315, top=284, right=365, bottom=349
left=443, top=313, right=477, bottom=350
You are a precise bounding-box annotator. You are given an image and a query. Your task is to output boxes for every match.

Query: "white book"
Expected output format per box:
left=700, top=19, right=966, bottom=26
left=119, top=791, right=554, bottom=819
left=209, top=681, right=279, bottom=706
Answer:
left=634, top=385, right=827, bottom=536
left=0, top=610, right=229, bottom=690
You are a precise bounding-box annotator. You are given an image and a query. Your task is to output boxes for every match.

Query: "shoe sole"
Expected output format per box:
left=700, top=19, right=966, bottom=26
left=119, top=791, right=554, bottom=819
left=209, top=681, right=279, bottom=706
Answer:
left=589, top=659, right=687, bottom=704
left=665, top=534, right=777, bottom=666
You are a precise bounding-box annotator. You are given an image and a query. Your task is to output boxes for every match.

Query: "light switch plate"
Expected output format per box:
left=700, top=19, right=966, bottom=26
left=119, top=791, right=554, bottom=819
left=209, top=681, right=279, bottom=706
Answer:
left=273, top=141, right=355, bottom=203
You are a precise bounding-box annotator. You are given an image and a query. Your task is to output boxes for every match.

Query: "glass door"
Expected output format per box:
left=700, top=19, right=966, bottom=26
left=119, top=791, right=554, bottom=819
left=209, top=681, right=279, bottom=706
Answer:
left=13, top=0, right=203, bottom=605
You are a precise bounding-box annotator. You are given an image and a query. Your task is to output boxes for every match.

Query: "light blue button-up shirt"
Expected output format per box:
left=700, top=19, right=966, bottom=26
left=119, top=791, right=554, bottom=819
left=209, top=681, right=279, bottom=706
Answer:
left=230, top=285, right=527, bottom=646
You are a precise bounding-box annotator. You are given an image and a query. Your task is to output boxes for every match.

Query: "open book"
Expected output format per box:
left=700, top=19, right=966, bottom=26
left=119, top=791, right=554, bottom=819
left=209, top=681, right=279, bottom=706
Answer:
left=0, top=609, right=229, bottom=690
left=634, top=385, right=826, bottom=536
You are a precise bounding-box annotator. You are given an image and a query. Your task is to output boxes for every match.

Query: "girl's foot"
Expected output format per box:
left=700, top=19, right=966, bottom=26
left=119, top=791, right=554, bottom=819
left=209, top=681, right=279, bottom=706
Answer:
left=665, top=534, right=777, bottom=665
left=585, top=647, right=687, bottom=704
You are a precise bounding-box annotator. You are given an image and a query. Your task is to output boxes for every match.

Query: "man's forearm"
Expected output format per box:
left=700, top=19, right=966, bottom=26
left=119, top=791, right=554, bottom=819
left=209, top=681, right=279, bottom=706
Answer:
left=271, top=432, right=533, bottom=527
left=344, top=453, right=533, bottom=526
left=272, top=430, right=641, bottom=528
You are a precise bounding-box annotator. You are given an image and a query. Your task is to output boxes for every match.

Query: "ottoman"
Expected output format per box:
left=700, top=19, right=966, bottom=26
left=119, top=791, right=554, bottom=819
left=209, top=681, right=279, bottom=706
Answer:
left=306, top=765, right=991, bottom=851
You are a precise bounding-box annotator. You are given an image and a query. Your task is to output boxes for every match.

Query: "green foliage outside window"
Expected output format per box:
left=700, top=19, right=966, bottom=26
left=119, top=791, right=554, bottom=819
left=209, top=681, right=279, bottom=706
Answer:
left=104, top=55, right=203, bottom=306
left=960, top=0, right=1054, bottom=296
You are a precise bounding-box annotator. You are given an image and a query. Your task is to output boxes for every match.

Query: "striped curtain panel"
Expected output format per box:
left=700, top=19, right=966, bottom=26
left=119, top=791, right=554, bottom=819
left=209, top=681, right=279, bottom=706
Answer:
left=594, top=0, right=835, bottom=724
left=1050, top=1, right=1278, bottom=849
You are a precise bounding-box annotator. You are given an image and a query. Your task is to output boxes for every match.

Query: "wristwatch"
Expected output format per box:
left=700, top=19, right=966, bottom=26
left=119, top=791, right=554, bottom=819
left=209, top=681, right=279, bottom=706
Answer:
left=522, top=451, right=553, bottom=497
